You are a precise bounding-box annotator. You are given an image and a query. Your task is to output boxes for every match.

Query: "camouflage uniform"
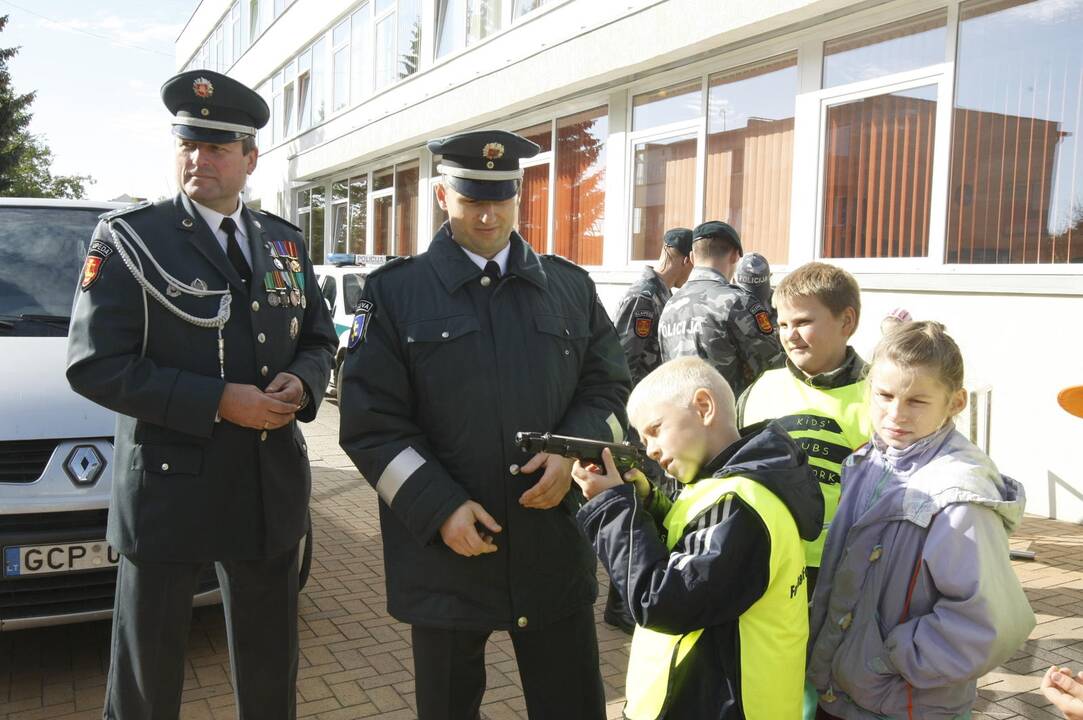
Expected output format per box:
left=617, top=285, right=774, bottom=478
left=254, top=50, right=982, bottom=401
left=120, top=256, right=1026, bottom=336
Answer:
left=613, top=267, right=671, bottom=386
left=658, top=266, right=784, bottom=398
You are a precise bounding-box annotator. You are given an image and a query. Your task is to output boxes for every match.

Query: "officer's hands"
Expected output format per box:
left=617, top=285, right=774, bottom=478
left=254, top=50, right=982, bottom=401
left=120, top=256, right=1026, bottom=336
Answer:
left=264, top=372, right=305, bottom=407
left=218, top=382, right=297, bottom=429
left=571, top=448, right=650, bottom=501
left=439, top=501, right=502, bottom=557
left=519, top=452, right=573, bottom=509
left=1041, top=665, right=1083, bottom=720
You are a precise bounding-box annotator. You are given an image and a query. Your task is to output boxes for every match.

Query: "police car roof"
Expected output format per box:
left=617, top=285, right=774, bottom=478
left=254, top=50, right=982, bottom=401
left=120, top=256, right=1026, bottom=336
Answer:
left=325, top=253, right=398, bottom=267
left=0, top=198, right=125, bottom=210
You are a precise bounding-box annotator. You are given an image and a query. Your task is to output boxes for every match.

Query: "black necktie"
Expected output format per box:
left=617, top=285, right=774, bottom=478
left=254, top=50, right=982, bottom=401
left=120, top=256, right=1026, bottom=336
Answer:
left=483, top=260, right=500, bottom=285
left=220, top=217, right=251, bottom=286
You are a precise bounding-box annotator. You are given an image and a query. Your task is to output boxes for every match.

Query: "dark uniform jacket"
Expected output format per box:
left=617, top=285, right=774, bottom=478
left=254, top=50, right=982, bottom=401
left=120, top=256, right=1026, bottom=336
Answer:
left=577, top=424, right=823, bottom=719
left=67, top=194, right=337, bottom=562
left=339, top=224, right=631, bottom=632
left=613, top=266, right=671, bottom=386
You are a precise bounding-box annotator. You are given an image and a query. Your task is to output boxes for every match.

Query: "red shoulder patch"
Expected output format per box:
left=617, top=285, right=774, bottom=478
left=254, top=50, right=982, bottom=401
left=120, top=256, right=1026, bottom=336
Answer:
left=634, top=316, right=653, bottom=338
left=754, top=310, right=773, bottom=335
left=80, top=239, right=114, bottom=291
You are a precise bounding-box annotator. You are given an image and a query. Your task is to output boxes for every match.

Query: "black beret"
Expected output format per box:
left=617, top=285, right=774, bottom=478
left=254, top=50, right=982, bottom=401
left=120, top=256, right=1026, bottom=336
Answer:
left=693, top=220, right=743, bottom=255
left=428, top=130, right=540, bottom=201
left=162, top=69, right=269, bottom=144
left=663, top=227, right=693, bottom=256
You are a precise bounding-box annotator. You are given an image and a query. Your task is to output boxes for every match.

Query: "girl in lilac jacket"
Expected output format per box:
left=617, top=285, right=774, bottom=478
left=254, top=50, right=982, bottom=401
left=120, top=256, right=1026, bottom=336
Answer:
left=807, top=322, right=1035, bottom=720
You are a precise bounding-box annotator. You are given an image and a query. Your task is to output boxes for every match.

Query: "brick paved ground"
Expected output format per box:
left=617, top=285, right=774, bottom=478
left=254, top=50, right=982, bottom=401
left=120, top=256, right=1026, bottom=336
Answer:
left=3, top=400, right=1083, bottom=719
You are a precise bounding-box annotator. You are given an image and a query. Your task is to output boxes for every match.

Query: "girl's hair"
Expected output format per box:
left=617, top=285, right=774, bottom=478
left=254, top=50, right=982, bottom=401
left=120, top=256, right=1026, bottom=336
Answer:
left=870, top=320, right=965, bottom=393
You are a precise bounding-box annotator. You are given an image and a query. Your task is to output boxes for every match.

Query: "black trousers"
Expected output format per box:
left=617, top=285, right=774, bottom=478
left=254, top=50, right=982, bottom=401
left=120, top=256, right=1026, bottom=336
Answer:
left=411, top=604, right=606, bottom=720
left=103, top=547, right=300, bottom=720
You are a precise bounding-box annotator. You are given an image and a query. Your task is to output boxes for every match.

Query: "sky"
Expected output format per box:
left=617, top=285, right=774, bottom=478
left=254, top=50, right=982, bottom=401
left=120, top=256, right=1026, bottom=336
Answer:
left=2, top=0, right=196, bottom=201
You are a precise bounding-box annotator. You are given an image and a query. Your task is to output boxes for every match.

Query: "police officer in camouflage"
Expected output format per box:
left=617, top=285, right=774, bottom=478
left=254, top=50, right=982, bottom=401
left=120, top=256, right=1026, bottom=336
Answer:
left=658, top=221, right=783, bottom=399
left=66, top=70, right=337, bottom=719
left=338, top=130, right=630, bottom=720
left=613, top=227, right=693, bottom=386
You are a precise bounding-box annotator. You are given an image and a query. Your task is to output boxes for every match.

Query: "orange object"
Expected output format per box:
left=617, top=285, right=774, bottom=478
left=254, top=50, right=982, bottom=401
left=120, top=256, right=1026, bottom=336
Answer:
left=1059, top=386, right=1083, bottom=418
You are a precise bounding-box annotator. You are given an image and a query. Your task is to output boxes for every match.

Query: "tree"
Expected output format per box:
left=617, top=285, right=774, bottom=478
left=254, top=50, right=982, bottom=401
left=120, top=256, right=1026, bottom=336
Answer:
left=0, top=15, right=93, bottom=198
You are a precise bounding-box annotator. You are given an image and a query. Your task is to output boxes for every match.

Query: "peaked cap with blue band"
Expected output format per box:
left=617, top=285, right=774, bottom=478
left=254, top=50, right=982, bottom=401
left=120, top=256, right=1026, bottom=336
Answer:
left=162, top=69, right=270, bottom=144
left=428, top=130, right=540, bottom=201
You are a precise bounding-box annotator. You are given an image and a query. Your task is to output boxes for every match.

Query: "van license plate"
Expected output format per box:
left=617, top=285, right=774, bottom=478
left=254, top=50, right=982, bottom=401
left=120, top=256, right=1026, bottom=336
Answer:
left=3, top=541, right=120, bottom=577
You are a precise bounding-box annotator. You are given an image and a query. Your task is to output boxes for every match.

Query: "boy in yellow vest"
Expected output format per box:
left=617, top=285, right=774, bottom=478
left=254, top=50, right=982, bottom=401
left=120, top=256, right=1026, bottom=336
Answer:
left=737, top=262, right=872, bottom=597
left=572, top=356, right=822, bottom=719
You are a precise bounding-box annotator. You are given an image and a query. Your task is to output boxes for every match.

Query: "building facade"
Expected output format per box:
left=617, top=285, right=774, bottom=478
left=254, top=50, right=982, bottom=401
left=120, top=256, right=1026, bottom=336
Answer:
left=177, top=0, right=1083, bottom=520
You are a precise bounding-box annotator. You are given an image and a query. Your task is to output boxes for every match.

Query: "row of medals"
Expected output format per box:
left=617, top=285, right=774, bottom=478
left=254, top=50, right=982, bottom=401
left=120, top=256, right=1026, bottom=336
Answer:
left=264, top=240, right=307, bottom=309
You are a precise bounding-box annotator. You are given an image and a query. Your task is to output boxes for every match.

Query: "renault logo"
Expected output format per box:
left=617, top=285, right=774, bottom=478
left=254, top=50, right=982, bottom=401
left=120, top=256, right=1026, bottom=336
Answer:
left=64, top=446, right=106, bottom=487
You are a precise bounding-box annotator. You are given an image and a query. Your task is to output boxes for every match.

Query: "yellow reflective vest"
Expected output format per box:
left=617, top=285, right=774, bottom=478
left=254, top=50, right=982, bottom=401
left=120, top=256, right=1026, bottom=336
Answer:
left=740, top=368, right=870, bottom=567
left=623, top=475, right=807, bottom=720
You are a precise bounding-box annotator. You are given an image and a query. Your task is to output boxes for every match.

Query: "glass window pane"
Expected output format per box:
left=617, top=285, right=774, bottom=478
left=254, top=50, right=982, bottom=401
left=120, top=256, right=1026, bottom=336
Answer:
left=376, top=0, right=394, bottom=13
left=395, top=164, right=420, bottom=255
left=467, top=0, right=503, bottom=44
left=706, top=56, right=797, bottom=265
left=947, top=0, right=1083, bottom=264
left=311, top=38, right=326, bottom=123
left=333, top=48, right=349, bottom=110
left=631, top=134, right=696, bottom=261
left=437, top=0, right=467, bottom=58
left=352, top=5, right=371, bottom=101
left=374, top=195, right=393, bottom=254
left=332, top=202, right=349, bottom=254
left=516, top=121, right=552, bottom=153
left=297, top=74, right=311, bottom=130
left=554, top=106, right=608, bottom=264
left=298, top=188, right=311, bottom=207
left=823, top=11, right=947, bottom=88
left=297, top=208, right=310, bottom=239
left=332, top=180, right=349, bottom=202
left=398, top=0, right=421, bottom=79
left=513, top=0, right=549, bottom=17
left=283, top=83, right=294, bottom=136
left=310, top=187, right=326, bottom=263
left=333, top=19, right=350, bottom=46
left=632, top=80, right=702, bottom=131
left=375, top=15, right=396, bottom=88
left=349, top=177, right=368, bottom=254
left=373, top=167, right=394, bottom=191
left=518, top=163, right=549, bottom=253
left=821, top=85, right=938, bottom=259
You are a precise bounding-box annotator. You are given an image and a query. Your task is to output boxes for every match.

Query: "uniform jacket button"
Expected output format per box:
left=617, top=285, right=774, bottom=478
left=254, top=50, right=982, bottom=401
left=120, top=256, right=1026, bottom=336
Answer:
left=260, top=430, right=268, bottom=441
left=261, top=365, right=269, bottom=377
left=480, top=276, right=492, bottom=287
left=563, top=349, right=570, bottom=356
left=441, top=331, right=449, bottom=338
left=517, top=616, right=528, bottom=628
left=838, top=612, right=853, bottom=630
left=869, top=545, right=883, bottom=562
left=509, top=464, right=520, bottom=475
left=160, top=462, right=170, bottom=471
left=251, top=301, right=260, bottom=312
left=257, top=333, right=266, bottom=343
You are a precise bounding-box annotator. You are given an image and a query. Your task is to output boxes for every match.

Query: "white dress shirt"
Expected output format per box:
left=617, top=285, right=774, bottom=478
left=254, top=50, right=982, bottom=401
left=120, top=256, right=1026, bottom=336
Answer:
left=460, top=242, right=510, bottom=276
left=190, top=199, right=253, bottom=268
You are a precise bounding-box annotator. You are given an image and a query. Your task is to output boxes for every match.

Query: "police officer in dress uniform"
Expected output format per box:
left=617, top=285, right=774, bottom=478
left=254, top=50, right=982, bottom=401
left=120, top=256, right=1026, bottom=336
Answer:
left=66, top=69, right=337, bottom=719
left=657, top=221, right=783, bottom=399
left=338, top=130, right=630, bottom=720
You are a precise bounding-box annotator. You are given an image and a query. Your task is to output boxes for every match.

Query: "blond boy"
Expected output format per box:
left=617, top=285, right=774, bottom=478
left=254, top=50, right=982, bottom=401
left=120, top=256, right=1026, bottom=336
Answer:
left=737, top=262, right=872, bottom=594
left=573, top=357, right=822, bottom=719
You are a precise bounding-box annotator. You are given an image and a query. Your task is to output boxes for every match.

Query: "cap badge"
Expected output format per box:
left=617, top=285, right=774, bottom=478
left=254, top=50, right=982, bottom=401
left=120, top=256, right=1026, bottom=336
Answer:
left=482, top=143, right=505, bottom=161
left=192, top=77, right=214, bottom=98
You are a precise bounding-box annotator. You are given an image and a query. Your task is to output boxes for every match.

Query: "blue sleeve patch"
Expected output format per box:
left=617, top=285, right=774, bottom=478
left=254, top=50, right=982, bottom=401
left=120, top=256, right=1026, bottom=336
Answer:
left=348, top=300, right=374, bottom=350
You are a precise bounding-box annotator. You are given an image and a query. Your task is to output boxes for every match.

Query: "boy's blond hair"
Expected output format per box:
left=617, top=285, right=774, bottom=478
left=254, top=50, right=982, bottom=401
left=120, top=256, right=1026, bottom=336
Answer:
left=775, top=262, right=861, bottom=327
left=628, top=356, right=735, bottom=424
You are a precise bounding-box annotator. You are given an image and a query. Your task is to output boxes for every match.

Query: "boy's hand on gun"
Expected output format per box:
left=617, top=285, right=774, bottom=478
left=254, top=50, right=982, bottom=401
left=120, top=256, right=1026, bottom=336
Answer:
left=1042, top=665, right=1083, bottom=720
left=572, top=448, right=652, bottom=501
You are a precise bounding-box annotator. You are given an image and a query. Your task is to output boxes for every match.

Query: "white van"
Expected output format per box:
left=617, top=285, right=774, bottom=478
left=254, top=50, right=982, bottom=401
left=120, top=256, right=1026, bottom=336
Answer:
left=0, top=199, right=223, bottom=629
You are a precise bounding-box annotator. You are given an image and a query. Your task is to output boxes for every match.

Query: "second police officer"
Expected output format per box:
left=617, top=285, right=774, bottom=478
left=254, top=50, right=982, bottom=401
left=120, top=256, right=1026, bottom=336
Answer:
left=338, top=130, right=631, bottom=720
left=658, top=221, right=784, bottom=399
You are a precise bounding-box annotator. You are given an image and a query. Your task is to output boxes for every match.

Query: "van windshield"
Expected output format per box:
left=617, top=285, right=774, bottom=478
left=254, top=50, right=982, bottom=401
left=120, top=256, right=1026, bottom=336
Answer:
left=0, top=206, right=104, bottom=333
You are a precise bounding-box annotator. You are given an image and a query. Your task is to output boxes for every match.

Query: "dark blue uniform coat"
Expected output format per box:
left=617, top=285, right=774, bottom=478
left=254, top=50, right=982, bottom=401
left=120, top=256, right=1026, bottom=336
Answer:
left=67, top=194, right=337, bottom=562
left=339, top=225, right=631, bottom=631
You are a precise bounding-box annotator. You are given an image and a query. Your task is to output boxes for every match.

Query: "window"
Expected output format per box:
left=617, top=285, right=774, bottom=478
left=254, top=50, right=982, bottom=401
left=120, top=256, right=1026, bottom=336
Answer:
left=516, top=122, right=552, bottom=252
left=375, top=0, right=421, bottom=88
left=331, top=180, right=349, bottom=254
left=297, top=187, right=326, bottom=263
left=248, top=0, right=261, bottom=42
left=705, top=56, right=798, bottom=264
left=632, top=80, right=701, bottom=131
left=823, top=11, right=947, bottom=88
left=437, top=0, right=505, bottom=58
left=513, top=0, right=552, bottom=17
left=554, top=106, right=607, bottom=264
left=272, top=73, right=283, bottom=143
left=946, top=0, right=1083, bottom=264
left=343, top=274, right=365, bottom=313
left=297, top=51, right=312, bottom=131
left=230, top=4, right=242, bottom=64
left=282, top=62, right=296, bottom=138
left=311, top=37, right=327, bottom=124
left=821, top=84, right=938, bottom=259
left=351, top=4, right=372, bottom=102
left=333, top=20, right=351, bottom=112
left=395, top=163, right=420, bottom=256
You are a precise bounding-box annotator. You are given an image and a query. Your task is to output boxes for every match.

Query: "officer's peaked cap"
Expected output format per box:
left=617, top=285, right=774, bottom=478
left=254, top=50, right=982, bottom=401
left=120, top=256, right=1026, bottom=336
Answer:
left=429, top=130, right=540, bottom=201
left=693, top=220, right=743, bottom=255
left=162, top=69, right=269, bottom=144
left=663, top=228, right=693, bottom=256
